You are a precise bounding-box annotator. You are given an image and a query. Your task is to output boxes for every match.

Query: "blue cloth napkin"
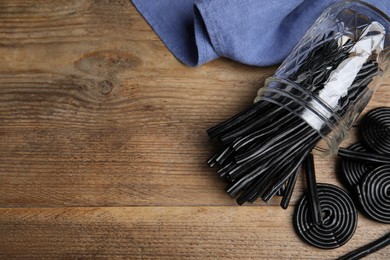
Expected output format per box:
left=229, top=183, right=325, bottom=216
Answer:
left=131, top=0, right=389, bottom=67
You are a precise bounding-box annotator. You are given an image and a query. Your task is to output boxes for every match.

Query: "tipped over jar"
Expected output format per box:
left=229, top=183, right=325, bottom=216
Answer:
left=255, top=0, right=390, bottom=155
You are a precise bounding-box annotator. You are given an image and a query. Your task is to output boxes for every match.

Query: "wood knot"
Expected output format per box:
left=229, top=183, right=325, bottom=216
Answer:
left=97, top=80, right=114, bottom=94
left=74, top=50, right=142, bottom=79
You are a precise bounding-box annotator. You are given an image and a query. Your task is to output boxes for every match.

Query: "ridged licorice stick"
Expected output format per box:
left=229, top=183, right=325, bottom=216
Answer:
left=207, top=21, right=384, bottom=208
left=338, top=233, right=390, bottom=260
left=339, top=143, right=374, bottom=188
left=303, top=154, right=323, bottom=225
left=338, top=148, right=390, bottom=164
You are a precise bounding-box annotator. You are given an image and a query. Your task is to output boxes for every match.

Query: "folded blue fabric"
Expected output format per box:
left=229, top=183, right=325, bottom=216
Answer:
left=131, top=0, right=389, bottom=66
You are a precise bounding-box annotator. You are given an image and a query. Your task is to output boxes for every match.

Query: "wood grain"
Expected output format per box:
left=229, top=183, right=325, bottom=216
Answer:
left=0, top=207, right=389, bottom=259
left=0, top=0, right=278, bottom=208
left=0, top=0, right=389, bottom=259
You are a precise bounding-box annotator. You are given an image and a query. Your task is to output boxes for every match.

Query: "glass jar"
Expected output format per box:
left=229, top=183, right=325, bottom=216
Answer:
left=255, top=0, right=390, bottom=155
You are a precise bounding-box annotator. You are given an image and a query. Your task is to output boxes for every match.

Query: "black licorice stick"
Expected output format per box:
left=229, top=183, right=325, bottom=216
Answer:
left=337, top=233, right=390, bottom=260
left=280, top=168, right=300, bottom=209
left=303, top=153, right=323, bottom=224
left=339, top=143, right=373, bottom=188
left=338, top=148, right=390, bottom=164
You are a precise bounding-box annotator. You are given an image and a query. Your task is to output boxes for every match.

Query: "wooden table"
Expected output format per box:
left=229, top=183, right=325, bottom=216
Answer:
left=0, top=1, right=389, bottom=259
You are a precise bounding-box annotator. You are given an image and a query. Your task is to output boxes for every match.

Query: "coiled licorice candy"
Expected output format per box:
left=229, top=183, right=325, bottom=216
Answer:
left=361, top=107, right=390, bottom=154
left=294, top=183, right=358, bottom=249
left=338, top=107, right=390, bottom=224
left=294, top=154, right=357, bottom=249
left=357, top=165, right=390, bottom=223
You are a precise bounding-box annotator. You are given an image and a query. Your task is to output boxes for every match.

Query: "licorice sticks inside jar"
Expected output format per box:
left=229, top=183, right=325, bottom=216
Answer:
left=207, top=1, right=389, bottom=208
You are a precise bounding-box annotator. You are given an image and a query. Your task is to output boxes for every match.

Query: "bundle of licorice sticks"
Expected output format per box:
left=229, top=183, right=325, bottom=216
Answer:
left=207, top=22, right=383, bottom=208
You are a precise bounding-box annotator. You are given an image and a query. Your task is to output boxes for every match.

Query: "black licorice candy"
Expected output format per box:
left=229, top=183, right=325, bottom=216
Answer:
left=303, top=154, right=323, bottom=225
left=338, top=107, right=390, bottom=223
left=207, top=31, right=380, bottom=208
left=293, top=154, right=357, bottom=249
left=356, top=165, right=390, bottom=223
left=338, top=148, right=390, bottom=165
left=361, top=107, right=390, bottom=154
left=337, top=232, right=390, bottom=260
left=339, top=143, right=374, bottom=188
left=293, top=183, right=357, bottom=249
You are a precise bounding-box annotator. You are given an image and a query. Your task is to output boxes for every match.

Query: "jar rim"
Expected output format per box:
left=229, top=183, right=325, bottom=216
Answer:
left=337, top=0, right=390, bottom=23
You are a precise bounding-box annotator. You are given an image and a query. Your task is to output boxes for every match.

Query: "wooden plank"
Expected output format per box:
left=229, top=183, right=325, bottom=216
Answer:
left=0, top=0, right=270, bottom=207
left=0, top=207, right=389, bottom=259
left=0, top=0, right=389, bottom=208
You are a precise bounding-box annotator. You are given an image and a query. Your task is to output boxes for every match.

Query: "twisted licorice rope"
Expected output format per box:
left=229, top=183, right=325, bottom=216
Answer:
left=338, top=108, right=390, bottom=223
left=208, top=32, right=379, bottom=208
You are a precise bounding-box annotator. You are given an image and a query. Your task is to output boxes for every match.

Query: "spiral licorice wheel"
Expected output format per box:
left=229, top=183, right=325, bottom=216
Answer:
left=340, top=143, right=375, bottom=187
left=357, top=165, right=390, bottom=223
left=361, top=107, right=390, bottom=154
left=294, top=184, right=357, bottom=249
